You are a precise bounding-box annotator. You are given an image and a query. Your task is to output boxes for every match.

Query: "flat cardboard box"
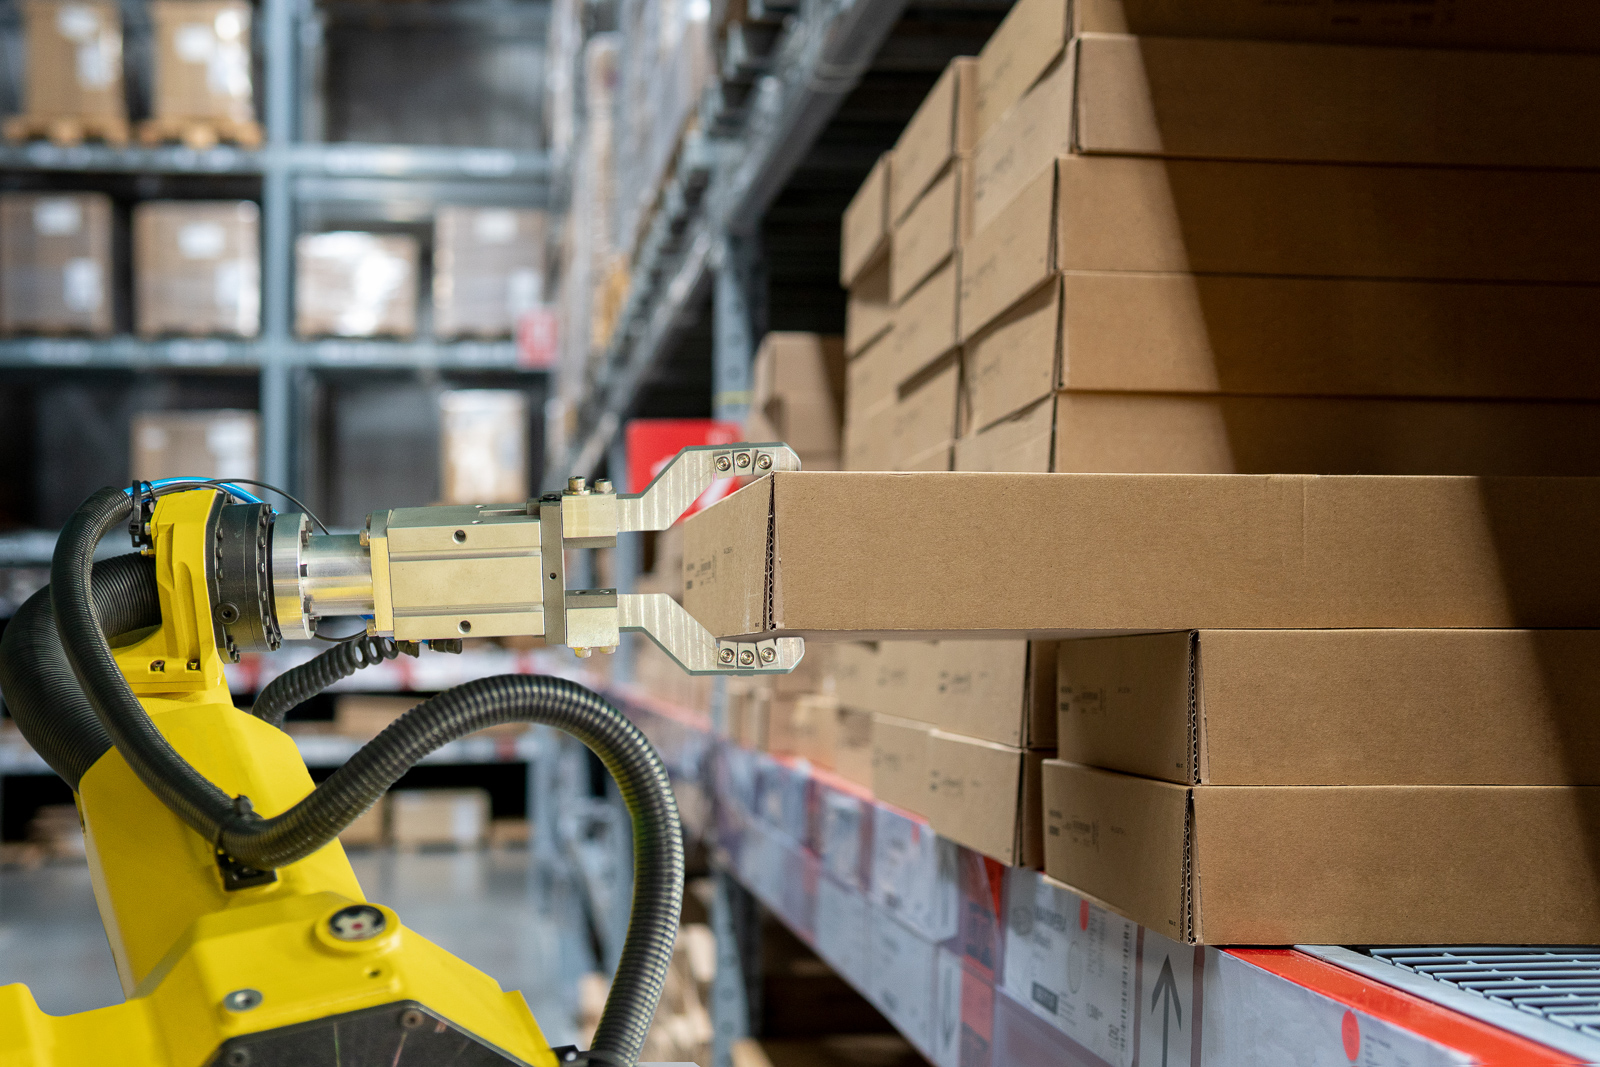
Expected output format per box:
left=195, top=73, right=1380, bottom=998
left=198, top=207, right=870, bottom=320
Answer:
left=131, top=409, right=258, bottom=483
left=769, top=692, right=841, bottom=767
left=844, top=329, right=898, bottom=432
left=133, top=200, right=260, bottom=338
left=338, top=797, right=388, bottom=848
left=900, top=442, right=952, bottom=473
left=0, top=192, right=114, bottom=336
left=975, top=0, right=1600, bottom=143
left=390, top=788, right=490, bottom=850
left=20, top=0, right=125, bottom=122
left=831, top=706, right=874, bottom=789
left=953, top=396, right=1053, bottom=474
left=334, top=695, right=416, bottom=739
left=964, top=273, right=1600, bottom=431
left=843, top=401, right=895, bottom=472
left=845, top=256, right=892, bottom=357
left=841, top=153, right=891, bottom=287
left=975, top=32, right=1600, bottom=228
left=1041, top=759, right=1600, bottom=944
left=439, top=389, right=529, bottom=505
left=681, top=472, right=1600, bottom=637
left=890, top=357, right=958, bottom=470
left=889, top=59, right=976, bottom=225
left=1073, top=34, right=1600, bottom=169
left=747, top=332, right=846, bottom=458
left=835, top=641, right=936, bottom=717
left=294, top=231, right=418, bottom=339
left=963, top=156, right=1600, bottom=340
left=873, top=713, right=1043, bottom=867
left=1058, top=629, right=1600, bottom=786
left=881, top=640, right=1056, bottom=749
left=885, top=258, right=958, bottom=388
left=149, top=0, right=254, bottom=122
left=890, top=164, right=962, bottom=306
left=433, top=206, right=547, bottom=340
left=1049, top=392, right=1600, bottom=477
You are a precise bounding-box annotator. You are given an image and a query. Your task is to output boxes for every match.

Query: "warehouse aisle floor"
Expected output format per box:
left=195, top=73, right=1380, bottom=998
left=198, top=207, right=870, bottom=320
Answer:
left=0, top=848, right=579, bottom=1043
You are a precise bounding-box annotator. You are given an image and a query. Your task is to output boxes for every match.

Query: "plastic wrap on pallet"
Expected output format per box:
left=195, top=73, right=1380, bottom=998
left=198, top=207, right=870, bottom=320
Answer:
left=19, top=0, right=125, bottom=122
left=433, top=206, right=547, bottom=340
left=133, top=200, right=260, bottom=337
left=0, top=192, right=114, bottom=336
left=294, top=231, right=418, bottom=339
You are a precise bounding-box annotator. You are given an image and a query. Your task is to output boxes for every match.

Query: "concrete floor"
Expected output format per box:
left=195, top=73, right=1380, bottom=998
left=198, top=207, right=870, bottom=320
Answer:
left=0, top=848, right=579, bottom=1045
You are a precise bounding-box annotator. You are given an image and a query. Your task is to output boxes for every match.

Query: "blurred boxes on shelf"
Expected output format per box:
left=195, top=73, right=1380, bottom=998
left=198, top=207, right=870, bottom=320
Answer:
left=743, top=332, right=846, bottom=470
left=0, top=192, right=113, bottom=335
left=433, top=206, right=548, bottom=340
left=390, top=788, right=490, bottom=850
left=133, top=200, right=260, bottom=337
left=438, top=390, right=530, bottom=504
left=6, top=0, right=127, bottom=144
left=844, top=255, right=891, bottom=360
left=333, top=695, right=416, bottom=740
left=131, top=409, right=258, bottom=482
left=143, top=0, right=258, bottom=147
left=294, top=231, right=419, bottom=339
left=839, top=152, right=889, bottom=288
left=337, top=796, right=388, bottom=849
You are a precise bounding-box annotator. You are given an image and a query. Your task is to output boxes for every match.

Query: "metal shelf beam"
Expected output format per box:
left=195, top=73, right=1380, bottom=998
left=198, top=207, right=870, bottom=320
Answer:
left=0, top=338, right=535, bottom=371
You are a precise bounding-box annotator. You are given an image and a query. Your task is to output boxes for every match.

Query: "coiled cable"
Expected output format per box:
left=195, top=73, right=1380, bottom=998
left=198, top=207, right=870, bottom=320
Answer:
left=49, top=486, right=681, bottom=1066
left=251, top=635, right=408, bottom=729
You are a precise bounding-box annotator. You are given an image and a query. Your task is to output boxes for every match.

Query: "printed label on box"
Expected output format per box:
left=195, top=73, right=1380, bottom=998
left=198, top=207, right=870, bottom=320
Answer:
left=931, top=947, right=966, bottom=1067
left=1002, top=869, right=1137, bottom=1066
left=818, top=787, right=866, bottom=887
left=871, top=905, right=938, bottom=1053
left=871, top=805, right=960, bottom=943
left=815, top=874, right=873, bottom=990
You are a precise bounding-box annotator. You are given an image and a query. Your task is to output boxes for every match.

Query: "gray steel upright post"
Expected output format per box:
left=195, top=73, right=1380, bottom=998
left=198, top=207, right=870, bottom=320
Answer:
left=711, top=867, right=763, bottom=1067
left=712, top=233, right=765, bottom=426
left=259, top=0, right=297, bottom=491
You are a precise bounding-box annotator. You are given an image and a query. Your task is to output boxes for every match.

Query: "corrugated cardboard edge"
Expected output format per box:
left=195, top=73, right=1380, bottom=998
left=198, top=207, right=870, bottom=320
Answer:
left=1187, top=630, right=1201, bottom=784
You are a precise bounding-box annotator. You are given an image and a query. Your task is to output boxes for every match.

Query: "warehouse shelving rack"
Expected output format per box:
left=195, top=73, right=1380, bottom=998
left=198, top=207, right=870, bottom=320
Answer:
left=0, top=0, right=554, bottom=496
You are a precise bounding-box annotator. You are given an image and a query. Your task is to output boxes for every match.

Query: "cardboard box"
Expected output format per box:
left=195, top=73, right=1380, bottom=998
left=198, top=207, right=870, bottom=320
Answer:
left=133, top=200, right=260, bottom=338
left=131, top=409, right=257, bottom=482
left=954, top=395, right=1053, bottom=474
left=19, top=0, right=124, bottom=122
left=439, top=389, right=529, bottom=504
left=149, top=0, right=253, bottom=122
left=390, top=788, right=490, bottom=850
left=840, top=153, right=890, bottom=286
left=769, top=692, right=840, bottom=767
left=333, top=694, right=416, bottom=739
left=922, top=640, right=1056, bottom=749
left=433, top=206, right=547, bottom=340
left=890, top=164, right=962, bottom=306
left=835, top=641, right=935, bottom=717
left=842, top=400, right=894, bottom=472
left=964, top=156, right=1600, bottom=340
left=831, top=706, right=874, bottom=789
left=338, top=797, right=388, bottom=848
left=966, top=40, right=1600, bottom=238
left=1049, top=392, right=1600, bottom=477
left=746, top=333, right=846, bottom=460
left=681, top=471, right=1600, bottom=637
left=975, top=0, right=1600, bottom=142
left=1041, top=759, right=1600, bottom=944
left=844, top=255, right=891, bottom=357
left=1058, top=629, right=1600, bottom=786
left=885, top=257, right=958, bottom=388
left=0, top=192, right=113, bottom=335
left=844, top=335, right=896, bottom=443
left=294, top=231, right=418, bottom=339
left=964, top=273, right=1600, bottom=429
left=888, top=59, right=977, bottom=225
left=873, top=713, right=1043, bottom=867
left=891, top=358, right=958, bottom=471
left=1072, top=34, right=1600, bottom=169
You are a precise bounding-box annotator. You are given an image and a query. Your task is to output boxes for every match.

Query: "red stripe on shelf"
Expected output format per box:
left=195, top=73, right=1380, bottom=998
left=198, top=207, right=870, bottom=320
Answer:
left=1228, top=949, right=1578, bottom=1066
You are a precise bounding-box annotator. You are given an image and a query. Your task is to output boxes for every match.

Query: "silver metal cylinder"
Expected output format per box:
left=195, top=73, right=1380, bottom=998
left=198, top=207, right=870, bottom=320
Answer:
left=270, top=512, right=314, bottom=640
left=302, top=534, right=375, bottom=618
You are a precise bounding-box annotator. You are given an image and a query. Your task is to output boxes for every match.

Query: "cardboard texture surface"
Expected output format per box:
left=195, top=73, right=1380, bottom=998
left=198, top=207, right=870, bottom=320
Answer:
left=390, top=788, right=490, bottom=849
left=433, top=206, right=547, bottom=340
left=890, top=357, right=958, bottom=470
left=682, top=471, right=1600, bottom=637
left=840, top=153, right=890, bottom=286
left=953, top=396, right=1053, bottom=474
left=1049, top=392, right=1600, bottom=477
left=888, top=59, right=976, bottom=224
left=0, top=192, right=113, bottom=335
left=746, top=332, right=845, bottom=461
left=963, top=155, right=1600, bottom=339
left=439, top=390, right=528, bottom=504
left=294, top=231, right=418, bottom=338
left=844, top=330, right=897, bottom=433
left=133, top=200, right=259, bottom=337
left=890, top=165, right=960, bottom=305
left=149, top=0, right=253, bottom=121
left=1059, top=629, right=1600, bottom=786
left=837, top=640, right=1054, bottom=748
left=1042, top=760, right=1600, bottom=945
left=1073, top=34, right=1600, bottom=169
left=131, top=409, right=257, bottom=482
left=20, top=0, right=124, bottom=120
left=885, top=257, right=958, bottom=389
left=844, top=256, right=892, bottom=357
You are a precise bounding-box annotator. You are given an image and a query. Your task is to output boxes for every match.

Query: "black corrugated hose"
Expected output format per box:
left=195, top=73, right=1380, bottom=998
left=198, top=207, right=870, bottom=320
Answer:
left=0, top=553, right=161, bottom=788
left=44, top=486, right=682, bottom=1067
left=250, top=635, right=408, bottom=729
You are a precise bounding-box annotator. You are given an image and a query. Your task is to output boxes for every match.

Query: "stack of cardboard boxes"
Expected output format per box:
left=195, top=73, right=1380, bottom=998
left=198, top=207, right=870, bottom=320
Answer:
left=140, top=0, right=260, bottom=148
left=433, top=207, right=548, bottom=341
left=0, top=192, right=115, bottom=336
left=948, top=0, right=1600, bottom=476
left=133, top=200, right=260, bottom=337
left=4, top=0, right=128, bottom=145
left=294, top=231, right=420, bottom=339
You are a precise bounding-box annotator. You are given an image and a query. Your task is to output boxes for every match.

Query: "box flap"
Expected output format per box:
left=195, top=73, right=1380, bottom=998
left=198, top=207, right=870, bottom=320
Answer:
left=974, top=0, right=1070, bottom=138
left=959, top=164, right=1058, bottom=341
left=953, top=394, right=1054, bottom=474
left=682, top=475, right=773, bottom=637
left=1057, top=631, right=1195, bottom=783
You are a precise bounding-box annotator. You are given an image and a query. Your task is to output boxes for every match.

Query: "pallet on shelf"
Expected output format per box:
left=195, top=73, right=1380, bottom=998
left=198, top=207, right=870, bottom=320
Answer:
left=2, top=114, right=131, bottom=148
left=136, top=116, right=264, bottom=151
